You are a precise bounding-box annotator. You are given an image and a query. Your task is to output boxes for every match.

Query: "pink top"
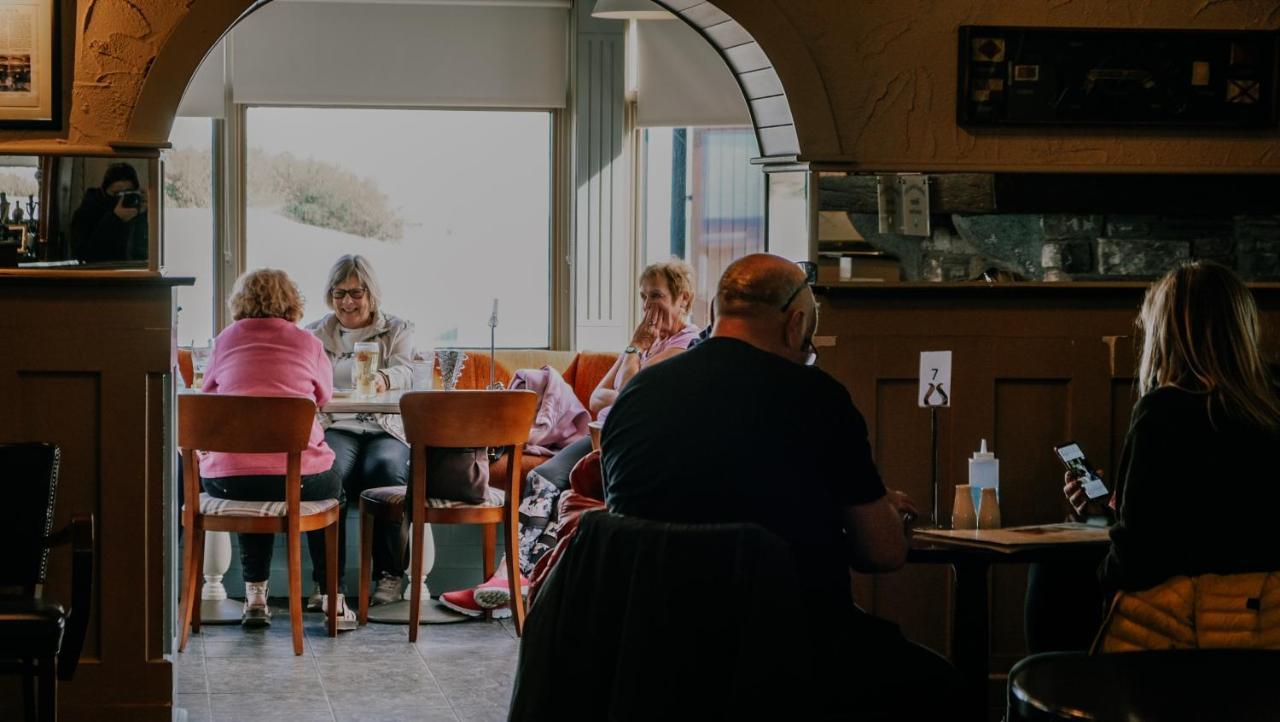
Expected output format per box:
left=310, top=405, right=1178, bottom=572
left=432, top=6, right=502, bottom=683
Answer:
left=198, top=317, right=336, bottom=478
left=598, top=323, right=701, bottom=425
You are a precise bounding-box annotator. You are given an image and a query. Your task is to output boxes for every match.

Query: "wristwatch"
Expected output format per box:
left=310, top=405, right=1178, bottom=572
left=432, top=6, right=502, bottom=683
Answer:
left=623, top=345, right=639, bottom=355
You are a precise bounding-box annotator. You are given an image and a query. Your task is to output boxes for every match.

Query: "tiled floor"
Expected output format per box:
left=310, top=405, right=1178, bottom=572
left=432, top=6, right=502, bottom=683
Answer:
left=174, top=602, right=518, bottom=722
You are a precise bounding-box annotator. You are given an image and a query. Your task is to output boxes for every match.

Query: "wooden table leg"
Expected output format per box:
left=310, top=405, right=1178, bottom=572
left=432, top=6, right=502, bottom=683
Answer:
left=951, top=558, right=991, bottom=720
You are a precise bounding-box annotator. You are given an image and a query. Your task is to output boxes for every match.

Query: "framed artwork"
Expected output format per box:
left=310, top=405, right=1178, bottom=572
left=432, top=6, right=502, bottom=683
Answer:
left=0, top=0, right=58, bottom=129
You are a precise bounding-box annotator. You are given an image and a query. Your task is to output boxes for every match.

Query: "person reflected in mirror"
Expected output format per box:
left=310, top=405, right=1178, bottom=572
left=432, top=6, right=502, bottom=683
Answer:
left=70, top=162, right=149, bottom=263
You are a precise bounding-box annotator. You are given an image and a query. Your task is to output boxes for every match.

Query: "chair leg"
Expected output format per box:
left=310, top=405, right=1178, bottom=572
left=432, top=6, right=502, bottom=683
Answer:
left=22, top=658, right=35, bottom=722
left=326, top=520, right=339, bottom=638
left=482, top=523, right=497, bottom=622
left=178, top=521, right=204, bottom=652
left=37, top=656, right=55, bottom=722
left=408, top=508, right=425, bottom=642
left=191, top=529, right=206, bottom=634
left=287, top=529, right=304, bottom=656
left=504, top=517, right=525, bottom=636
left=358, top=500, right=373, bottom=625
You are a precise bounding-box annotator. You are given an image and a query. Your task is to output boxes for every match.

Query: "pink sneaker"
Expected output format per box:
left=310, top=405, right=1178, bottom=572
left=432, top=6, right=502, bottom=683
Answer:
left=440, top=587, right=511, bottom=619
left=473, top=569, right=530, bottom=609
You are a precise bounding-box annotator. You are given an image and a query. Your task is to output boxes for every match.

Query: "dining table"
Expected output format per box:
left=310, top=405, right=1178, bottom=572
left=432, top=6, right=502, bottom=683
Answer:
left=908, top=527, right=1111, bottom=721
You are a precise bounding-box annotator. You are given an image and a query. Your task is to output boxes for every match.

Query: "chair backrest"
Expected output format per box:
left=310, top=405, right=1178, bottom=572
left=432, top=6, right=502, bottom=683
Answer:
left=400, top=390, right=537, bottom=448
left=511, top=511, right=821, bottom=720
left=178, top=394, right=316, bottom=453
left=0, top=443, right=61, bottom=587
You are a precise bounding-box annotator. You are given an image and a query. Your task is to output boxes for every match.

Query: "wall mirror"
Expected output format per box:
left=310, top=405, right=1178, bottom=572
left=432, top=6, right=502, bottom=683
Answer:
left=0, top=154, right=157, bottom=269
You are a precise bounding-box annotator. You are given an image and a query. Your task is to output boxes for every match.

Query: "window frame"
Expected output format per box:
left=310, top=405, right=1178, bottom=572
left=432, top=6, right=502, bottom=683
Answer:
left=211, top=102, right=570, bottom=349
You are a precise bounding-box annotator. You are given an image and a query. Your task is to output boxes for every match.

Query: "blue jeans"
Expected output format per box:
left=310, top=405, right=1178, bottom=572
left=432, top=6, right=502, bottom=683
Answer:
left=326, top=429, right=411, bottom=580
left=202, top=469, right=342, bottom=585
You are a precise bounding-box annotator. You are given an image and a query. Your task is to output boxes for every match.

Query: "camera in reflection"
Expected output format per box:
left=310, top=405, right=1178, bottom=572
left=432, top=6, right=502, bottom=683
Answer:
left=116, top=190, right=143, bottom=209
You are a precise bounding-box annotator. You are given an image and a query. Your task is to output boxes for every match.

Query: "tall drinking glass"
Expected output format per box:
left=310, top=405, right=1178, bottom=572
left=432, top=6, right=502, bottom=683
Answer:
left=352, top=342, right=381, bottom=398
left=190, top=344, right=212, bottom=390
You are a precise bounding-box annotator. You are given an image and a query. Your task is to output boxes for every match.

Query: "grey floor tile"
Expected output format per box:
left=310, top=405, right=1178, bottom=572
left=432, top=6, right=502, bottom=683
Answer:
left=328, top=693, right=459, bottom=722
left=451, top=702, right=510, bottom=722
left=175, top=693, right=212, bottom=722
left=205, top=656, right=322, bottom=695
left=175, top=655, right=209, bottom=695
left=315, top=656, right=438, bottom=697
left=307, top=627, right=420, bottom=657
left=210, top=693, right=335, bottom=722
left=203, top=634, right=313, bottom=658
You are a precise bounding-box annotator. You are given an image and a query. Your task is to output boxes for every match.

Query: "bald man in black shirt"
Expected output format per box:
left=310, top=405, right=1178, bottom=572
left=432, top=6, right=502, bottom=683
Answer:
left=602, top=253, right=956, bottom=720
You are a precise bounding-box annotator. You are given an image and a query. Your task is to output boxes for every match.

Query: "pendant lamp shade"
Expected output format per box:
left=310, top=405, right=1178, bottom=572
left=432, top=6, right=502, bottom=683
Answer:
left=591, top=0, right=674, bottom=20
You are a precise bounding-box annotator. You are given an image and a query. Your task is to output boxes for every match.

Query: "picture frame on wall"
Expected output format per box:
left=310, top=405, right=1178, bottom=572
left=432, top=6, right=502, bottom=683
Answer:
left=0, top=0, right=58, bottom=129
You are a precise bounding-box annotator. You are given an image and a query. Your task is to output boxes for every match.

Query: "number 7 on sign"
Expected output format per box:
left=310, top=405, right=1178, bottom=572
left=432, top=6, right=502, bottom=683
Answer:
left=918, top=351, right=953, bottom=408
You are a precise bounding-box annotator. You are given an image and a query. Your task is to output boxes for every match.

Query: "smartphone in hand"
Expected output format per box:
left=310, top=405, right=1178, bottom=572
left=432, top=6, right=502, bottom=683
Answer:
left=1054, top=442, right=1109, bottom=499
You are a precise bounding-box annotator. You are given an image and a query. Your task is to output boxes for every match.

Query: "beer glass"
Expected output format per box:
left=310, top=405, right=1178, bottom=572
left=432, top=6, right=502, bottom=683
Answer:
left=352, top=342, right=381, bottom=398
left=190, top=344, right=212, bottom=390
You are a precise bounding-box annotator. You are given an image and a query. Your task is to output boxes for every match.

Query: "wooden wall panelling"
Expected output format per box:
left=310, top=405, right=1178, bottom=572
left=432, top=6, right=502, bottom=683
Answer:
left=0, top=277, right=182, bottom=722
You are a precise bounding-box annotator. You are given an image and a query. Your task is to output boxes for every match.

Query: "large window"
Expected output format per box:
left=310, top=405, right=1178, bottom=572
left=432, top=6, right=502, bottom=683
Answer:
left=164, top=117, right=216, bottom=345
left=245, top=107, right=552, bottom=348
left=640, top=127, right=764, bottom=326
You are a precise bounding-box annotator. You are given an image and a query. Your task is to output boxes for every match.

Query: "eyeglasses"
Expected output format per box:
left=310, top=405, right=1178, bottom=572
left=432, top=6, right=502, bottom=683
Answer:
left=803, top=340, right=818, bottom=367
left=779, top=283, right=808, bottom=312
left=331, top=287, right=367, bottom=300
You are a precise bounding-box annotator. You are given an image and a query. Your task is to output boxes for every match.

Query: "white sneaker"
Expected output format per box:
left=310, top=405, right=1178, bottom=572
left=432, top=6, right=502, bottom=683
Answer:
left=306, top=584, right=323, bottom=612
left=242, top=581, right=271, bottom=628
left=401, top=576, right=430, bottom=601
left=371, top=573, right=402, bottom=606
left=320, top=593, right=358, bottom=632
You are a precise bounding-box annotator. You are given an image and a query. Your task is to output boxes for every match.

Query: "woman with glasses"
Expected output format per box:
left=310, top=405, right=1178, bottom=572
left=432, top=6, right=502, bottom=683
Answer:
left=306, top=254, right=417, bottom=622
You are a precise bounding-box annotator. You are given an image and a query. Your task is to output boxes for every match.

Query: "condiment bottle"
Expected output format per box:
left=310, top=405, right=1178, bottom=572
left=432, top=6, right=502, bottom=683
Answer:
left=968, top=438, right=999, bottom=511
left=978, top=487, right=1001, bottom=529
left=952, top=485, right=976, bottom=529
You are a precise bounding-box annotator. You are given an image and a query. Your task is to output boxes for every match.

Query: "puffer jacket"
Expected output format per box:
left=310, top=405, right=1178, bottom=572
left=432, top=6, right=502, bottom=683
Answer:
left=1097, top=572, right=1280, bottom=653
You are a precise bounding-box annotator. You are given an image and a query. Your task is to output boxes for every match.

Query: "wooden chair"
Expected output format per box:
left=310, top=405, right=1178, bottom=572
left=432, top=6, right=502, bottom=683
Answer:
left=0, top=443, right=93, bottom=722
left=178, top=395, right=340, bottom=655
left=357, top=390, right=537, bottom=641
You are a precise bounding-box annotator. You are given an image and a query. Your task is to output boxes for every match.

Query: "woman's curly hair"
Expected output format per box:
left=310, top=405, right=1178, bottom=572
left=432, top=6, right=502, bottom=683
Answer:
left=229, top=268, right=305, bottom=323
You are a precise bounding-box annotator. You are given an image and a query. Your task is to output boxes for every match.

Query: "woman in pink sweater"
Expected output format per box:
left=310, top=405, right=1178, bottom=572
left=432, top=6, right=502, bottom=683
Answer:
left=199, top=269, right=350, bottom=628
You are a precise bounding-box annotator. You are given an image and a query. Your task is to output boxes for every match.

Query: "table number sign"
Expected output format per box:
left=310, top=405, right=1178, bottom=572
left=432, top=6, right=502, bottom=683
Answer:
left=919, top=351, right=953, bottom=408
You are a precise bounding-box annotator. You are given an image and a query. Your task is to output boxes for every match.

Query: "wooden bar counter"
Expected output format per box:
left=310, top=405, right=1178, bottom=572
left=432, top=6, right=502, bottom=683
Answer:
left=814, top=281, right=1280, bottom=718
left=0, top=271, right=192, bottom=722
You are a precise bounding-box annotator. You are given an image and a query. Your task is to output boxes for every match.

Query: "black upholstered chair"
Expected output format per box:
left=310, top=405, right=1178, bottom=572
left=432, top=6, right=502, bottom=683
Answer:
left=1008, top=650, right=1280, bottom=721
left=509, top=511, right=821, bottom=721
left=0, top=443, right=94, bottom=722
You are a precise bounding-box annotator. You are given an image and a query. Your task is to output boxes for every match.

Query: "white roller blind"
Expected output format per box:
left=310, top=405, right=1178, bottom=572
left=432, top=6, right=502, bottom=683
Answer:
left=635, top=19, right=749, bottom=127
left=176, top=40, right=226, bottom=118
left=191, top=1, right=570, bottom=109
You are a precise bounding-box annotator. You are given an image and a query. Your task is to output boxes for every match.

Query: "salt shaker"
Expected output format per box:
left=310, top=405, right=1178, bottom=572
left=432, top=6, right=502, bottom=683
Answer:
left=952, top=484, right=977, bottom=529
left=978, top=486, right=1002, bottom=529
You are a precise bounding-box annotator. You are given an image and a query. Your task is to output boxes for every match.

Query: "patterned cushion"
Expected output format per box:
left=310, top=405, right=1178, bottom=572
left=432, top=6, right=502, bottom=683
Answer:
left=361, top=485, right=506, bottom=509
left=196, top=493, right=339, bottom=518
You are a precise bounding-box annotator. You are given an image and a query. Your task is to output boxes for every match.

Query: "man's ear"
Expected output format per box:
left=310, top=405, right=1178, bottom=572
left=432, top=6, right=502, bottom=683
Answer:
left=783, top=308, right=805, bottom=347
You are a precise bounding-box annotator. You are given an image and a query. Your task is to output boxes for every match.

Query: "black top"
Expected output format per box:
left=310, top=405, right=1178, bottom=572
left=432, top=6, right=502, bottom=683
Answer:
left=1101, top=385, right=1280, bottom=593
left=70, top=188, right=148, bottom=263
left=601, top=337, right=886, bottom=604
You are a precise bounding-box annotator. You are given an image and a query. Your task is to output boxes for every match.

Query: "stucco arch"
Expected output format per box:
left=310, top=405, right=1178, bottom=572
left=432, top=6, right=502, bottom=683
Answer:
left=128, top=0, right=838, bottom=162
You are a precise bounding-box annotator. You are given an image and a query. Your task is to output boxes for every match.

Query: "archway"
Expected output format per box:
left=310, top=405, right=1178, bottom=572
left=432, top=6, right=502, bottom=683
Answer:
left=128, top=1, right=836, bottom=161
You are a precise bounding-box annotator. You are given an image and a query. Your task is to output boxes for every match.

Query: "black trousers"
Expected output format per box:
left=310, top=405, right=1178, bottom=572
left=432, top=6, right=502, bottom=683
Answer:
left=202, top=469, right=342, bottom=585
left=528, top=435, right=592, bottom=491
left=325, top=428, right=412, bottom=580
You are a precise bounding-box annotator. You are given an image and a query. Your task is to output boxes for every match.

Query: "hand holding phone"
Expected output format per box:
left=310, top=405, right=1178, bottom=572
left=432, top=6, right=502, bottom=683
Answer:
left=1054, top=442, right=1109, bottom=500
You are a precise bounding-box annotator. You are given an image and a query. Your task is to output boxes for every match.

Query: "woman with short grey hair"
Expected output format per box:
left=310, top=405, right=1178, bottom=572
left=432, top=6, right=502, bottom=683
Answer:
left=306, top=254, right=417, bottom=614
